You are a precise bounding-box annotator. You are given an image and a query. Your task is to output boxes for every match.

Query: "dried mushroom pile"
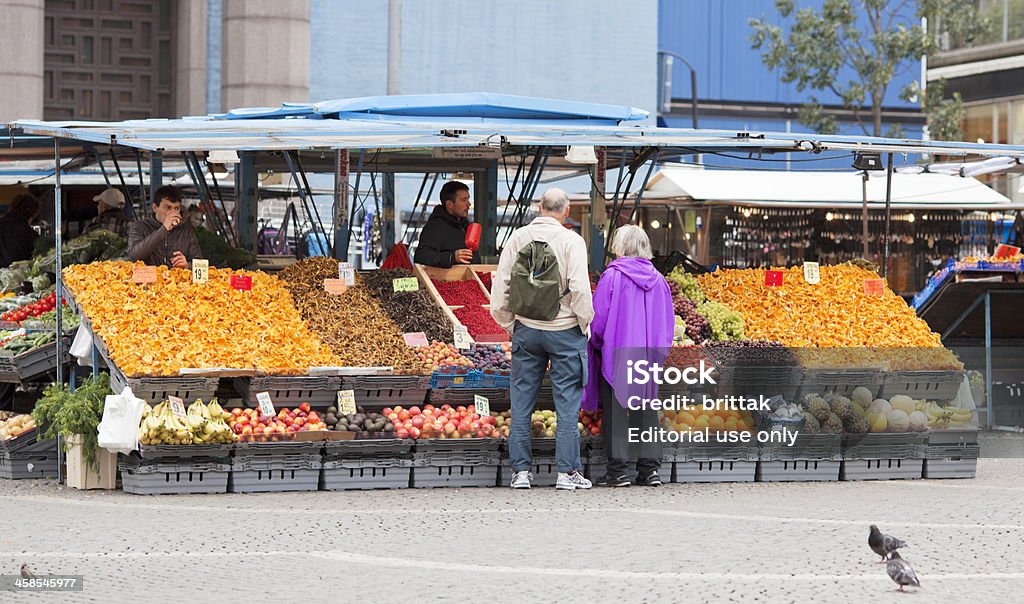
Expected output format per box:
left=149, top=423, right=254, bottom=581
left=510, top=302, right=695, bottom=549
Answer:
left=362, top=268, right=454, bottom=343
left=62, top=262, right=336, bottom=376
left=279, top=258, right=422, bottom=373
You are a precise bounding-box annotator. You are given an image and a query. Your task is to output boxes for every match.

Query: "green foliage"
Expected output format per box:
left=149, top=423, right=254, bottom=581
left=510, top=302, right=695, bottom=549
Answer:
left=196, top=227, right=257, bottom=270
left=750, top=0, right=987, bottom=138
left=31, top=373, right=111, bottom=472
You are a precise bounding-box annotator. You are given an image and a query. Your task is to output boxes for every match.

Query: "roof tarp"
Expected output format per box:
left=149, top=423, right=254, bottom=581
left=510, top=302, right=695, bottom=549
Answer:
left=645, top=166, right=1014, bottom=209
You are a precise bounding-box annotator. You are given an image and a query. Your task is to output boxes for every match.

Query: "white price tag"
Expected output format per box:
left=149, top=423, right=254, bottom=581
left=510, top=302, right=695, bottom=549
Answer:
left=453, top=327, right=474, bottom=350
left=337, top=390, right=356, bottom=416
left=256, top=392, right=276, bottom=417
left=803, top=261, right=820, bottom=285
left=192, top=259, right=209, bottom=284
left=473, top=394, right=490, bottom=418
left=168, top=395, right=186, bottom=418
left=338, top=262, right=355, bottom=286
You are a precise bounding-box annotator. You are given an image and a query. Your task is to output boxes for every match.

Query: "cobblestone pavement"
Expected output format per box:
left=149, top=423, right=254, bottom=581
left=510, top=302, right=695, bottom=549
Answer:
left=0, top=452, right=1022, bottom=603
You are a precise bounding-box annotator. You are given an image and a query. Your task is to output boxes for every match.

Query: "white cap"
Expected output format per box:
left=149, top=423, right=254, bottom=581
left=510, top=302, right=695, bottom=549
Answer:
left=93, top=188, right=126, bottom=209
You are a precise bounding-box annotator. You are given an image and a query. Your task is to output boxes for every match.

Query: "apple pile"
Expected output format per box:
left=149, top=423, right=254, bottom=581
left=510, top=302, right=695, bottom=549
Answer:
left=228, top=402, right=328, bottom=441
left=415, top=341, right=473, bottom=373
left=385, top=403, right=499, bottom=439
left=488, top=409, right=602, bottom=438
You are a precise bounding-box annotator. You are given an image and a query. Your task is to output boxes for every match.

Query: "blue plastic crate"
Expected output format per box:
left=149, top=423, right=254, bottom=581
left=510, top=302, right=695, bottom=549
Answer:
left=429, top=370, right=481, bottom=389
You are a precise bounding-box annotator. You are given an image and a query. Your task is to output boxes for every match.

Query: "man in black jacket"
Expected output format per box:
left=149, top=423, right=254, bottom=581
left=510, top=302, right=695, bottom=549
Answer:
left=413, top=180, right=480, bottom=268
left=0, top=193, right=40, bottom=269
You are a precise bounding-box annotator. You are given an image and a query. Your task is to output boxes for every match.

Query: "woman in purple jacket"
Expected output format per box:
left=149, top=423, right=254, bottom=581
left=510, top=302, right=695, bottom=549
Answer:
left=582, top=225, right=675, bottom=487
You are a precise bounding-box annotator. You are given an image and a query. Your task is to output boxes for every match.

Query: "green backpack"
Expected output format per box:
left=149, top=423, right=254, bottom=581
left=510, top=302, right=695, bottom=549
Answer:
left=508, top=237, right=564, bottom=321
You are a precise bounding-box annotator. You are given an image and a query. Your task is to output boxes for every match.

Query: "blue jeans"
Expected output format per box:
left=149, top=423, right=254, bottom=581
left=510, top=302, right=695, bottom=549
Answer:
left=509, top=322, right=588, bottom=473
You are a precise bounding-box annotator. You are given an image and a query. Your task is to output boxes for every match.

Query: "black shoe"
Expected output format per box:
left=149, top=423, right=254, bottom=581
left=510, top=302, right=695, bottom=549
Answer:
left=596, top=473, right=631, bottom=487
left=635, top=470, right=663, bottom=487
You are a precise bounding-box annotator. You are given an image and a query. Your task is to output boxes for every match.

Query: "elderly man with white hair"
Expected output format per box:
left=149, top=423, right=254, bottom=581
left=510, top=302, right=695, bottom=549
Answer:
left=491, top=187, right=595, bottom=491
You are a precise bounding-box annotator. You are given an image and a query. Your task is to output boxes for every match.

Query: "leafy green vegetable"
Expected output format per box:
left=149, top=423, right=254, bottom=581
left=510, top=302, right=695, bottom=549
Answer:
left=32, top=373, right=111, bottom=472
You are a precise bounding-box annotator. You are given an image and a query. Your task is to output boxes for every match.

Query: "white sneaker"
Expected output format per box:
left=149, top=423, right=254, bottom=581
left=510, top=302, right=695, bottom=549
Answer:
left=555, top=471, right=592, bottom=490
left=510, top=470, right=532, bottom=489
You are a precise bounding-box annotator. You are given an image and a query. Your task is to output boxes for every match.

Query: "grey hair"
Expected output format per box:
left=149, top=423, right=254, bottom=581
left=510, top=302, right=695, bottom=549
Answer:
left=610, top=224, right=653, bottom=259
left=539, top=188, right=570, bottom=215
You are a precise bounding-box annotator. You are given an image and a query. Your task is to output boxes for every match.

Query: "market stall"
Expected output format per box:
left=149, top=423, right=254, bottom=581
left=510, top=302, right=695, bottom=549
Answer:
left=5, top=92, right=1024, bottom=493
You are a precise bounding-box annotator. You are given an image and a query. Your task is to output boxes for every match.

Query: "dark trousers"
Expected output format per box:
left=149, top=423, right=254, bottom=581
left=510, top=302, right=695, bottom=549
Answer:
left=599, top=373, right=662, bottom=476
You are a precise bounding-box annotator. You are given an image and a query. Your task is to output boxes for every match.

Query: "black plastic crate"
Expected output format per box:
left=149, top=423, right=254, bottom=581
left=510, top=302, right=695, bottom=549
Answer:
left=236, top=375, right=343, bottom=407
left=110, top=364, right=219, bottom=405
left=880, top=370, right=965, bottom=402
left=0, top=450, right=58, bottom=480
left=229, top=453, right=323, bottom=493
left=341, top=374, right=430, bottom=407
left=323, top=438, right=413, bottom=462
left=321, top=458, right=412, bottom=490
left=120, top=459, right=230, bottom=494
left=759, top=433, right=841, bottom=461
left=842, top=433, right=927, bottom=460
left=126, top=443, right=234, bottom=464
left=411, top=464, right=498, bottom=488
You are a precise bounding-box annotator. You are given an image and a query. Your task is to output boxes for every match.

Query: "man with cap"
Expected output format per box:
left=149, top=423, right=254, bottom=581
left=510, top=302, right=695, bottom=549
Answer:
left=82, top=188, right=131, bottom=238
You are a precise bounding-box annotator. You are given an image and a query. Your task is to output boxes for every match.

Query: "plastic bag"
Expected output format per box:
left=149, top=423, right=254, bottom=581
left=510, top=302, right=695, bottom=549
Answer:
left=97, top=386, right=145, bottom=455
left=69, top=324, right=95, bottom=367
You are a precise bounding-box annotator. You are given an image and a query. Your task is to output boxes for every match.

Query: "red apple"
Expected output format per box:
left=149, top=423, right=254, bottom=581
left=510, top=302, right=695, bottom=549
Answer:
left=457, top=421, right=471, bottom=433
left=396, top=428, right=409, bottom=439
left=409, top=406, right=422, bottom=416
left=411, top=416, right=425, bottom=429
left=482, top=415, right=496, bottom=426
left=444, top=422, right=456, bottom=435
left=299, top=402, right=311, bottom=413
left=409, top=427, right=421, bottom=439
left=456, top=406, right=467, bottom=414
left=388, top=412, right=399, bottom=422
left=231, top=408, right=243, bottom=416
left=398, top=410, right=410, bottom=421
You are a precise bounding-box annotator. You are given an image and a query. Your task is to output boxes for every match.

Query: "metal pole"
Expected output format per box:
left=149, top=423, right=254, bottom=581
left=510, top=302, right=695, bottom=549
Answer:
left=985, top=290, right=993, bottom=429
left=861, top=172, right=869, bottom=257
left=333, top=149, right=351, bottom=259
left=589, top=147, right=607, bottom=271
left=387, top=0, right=402, bottom=95
left=149, top=151, right=163, bottom=209
left=54, top=137, right=63, bottom=487
left=381, top=172, right=396, bottom=259
left=657, top=50, right=699, bottom=129
left=883, top=152, right=893, bottom=278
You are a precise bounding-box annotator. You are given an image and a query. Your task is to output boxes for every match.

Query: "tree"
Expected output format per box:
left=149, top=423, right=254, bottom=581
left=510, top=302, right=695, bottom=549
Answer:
left=750, top=0, right=988, bottom=139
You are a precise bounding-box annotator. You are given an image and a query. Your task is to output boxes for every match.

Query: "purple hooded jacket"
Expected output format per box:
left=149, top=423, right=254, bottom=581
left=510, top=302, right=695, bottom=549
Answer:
left=582, top=257, right=675, bottom=411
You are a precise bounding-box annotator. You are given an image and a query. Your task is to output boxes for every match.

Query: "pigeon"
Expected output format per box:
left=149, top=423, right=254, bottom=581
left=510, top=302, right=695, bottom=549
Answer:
left=887, top=552, right=921, bottom=592
left=869, top=524, right=907, bottom=562
left=20, top=563, right=36, bottom=579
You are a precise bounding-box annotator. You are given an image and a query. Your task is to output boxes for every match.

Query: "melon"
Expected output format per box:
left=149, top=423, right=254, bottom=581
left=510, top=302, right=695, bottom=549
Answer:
left=889, top=395, right=916, bottom=415
left=851, top=386, right=873, bottom=407
left=887, top=409, right=911, bottom=432
left=908, top=410, right=929, bottom=432
left=869, top=399, right=893, bottom=415
left=867, top=412, right=888, bottom=433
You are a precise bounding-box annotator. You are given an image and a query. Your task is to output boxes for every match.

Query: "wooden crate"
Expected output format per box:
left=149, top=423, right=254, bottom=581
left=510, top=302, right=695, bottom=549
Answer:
left=413, top=264, right=508, bottom=344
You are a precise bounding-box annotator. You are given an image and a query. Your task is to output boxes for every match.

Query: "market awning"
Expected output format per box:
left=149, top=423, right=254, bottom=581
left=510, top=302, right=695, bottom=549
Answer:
left=643, top=165, right=1017, bottom=210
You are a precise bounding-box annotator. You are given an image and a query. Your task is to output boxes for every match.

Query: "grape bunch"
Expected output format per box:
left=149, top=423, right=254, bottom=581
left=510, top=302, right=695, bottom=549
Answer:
left=696, top=300, right=745, bottom=342
left=667, top=267, right=705, bottom=303
left=667, top=278, right=681, bottom=298
left=462, top=343, right=510, bottom=372
left=673, top=294, right=711, bottom=343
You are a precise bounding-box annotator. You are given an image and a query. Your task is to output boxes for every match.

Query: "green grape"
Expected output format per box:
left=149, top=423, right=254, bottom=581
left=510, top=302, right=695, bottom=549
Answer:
left=696, top=300, right=745, bottom=342
left=667, top=267, right=705, bottom=303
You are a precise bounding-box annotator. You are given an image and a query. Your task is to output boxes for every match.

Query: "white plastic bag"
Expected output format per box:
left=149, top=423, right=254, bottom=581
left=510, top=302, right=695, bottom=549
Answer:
left=97, top=386, right=146, bottom=455
left=69, top=324, right=95, bottom=368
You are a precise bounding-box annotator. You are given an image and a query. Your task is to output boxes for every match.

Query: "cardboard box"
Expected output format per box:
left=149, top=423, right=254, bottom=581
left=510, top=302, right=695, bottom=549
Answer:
left=65, top=435, right=117, bottom=490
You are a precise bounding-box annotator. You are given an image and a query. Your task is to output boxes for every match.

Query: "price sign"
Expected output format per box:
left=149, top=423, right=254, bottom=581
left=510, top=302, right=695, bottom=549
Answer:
left=132, top=265, right=156, bottom=284
left=765, top=270, right=785, bottom=287
left=403, top=332, right=429, bottom=347
left=168, top=395, right=186, bottom=418
left=995, top=244, right=1020, bottom=259
left=863, top=278, right=886, bottom=296
left=256, top=392, right=275, bottom=417
left=392, top=277, right=419, bottom=292
left=192, top=259, right=209, bottom=284
left=453, top=326, right=474, bottom=350
left=802, top=262, right=820, bottom=285
left=338, top=262, right=355, bottom=286
left=324, top=278, right=347, bottom=295
left=230, top=275, right=253, bottom=291
left=337, top=390, right=357, bottom=416
left=473, top=394, right=490, bottom=418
